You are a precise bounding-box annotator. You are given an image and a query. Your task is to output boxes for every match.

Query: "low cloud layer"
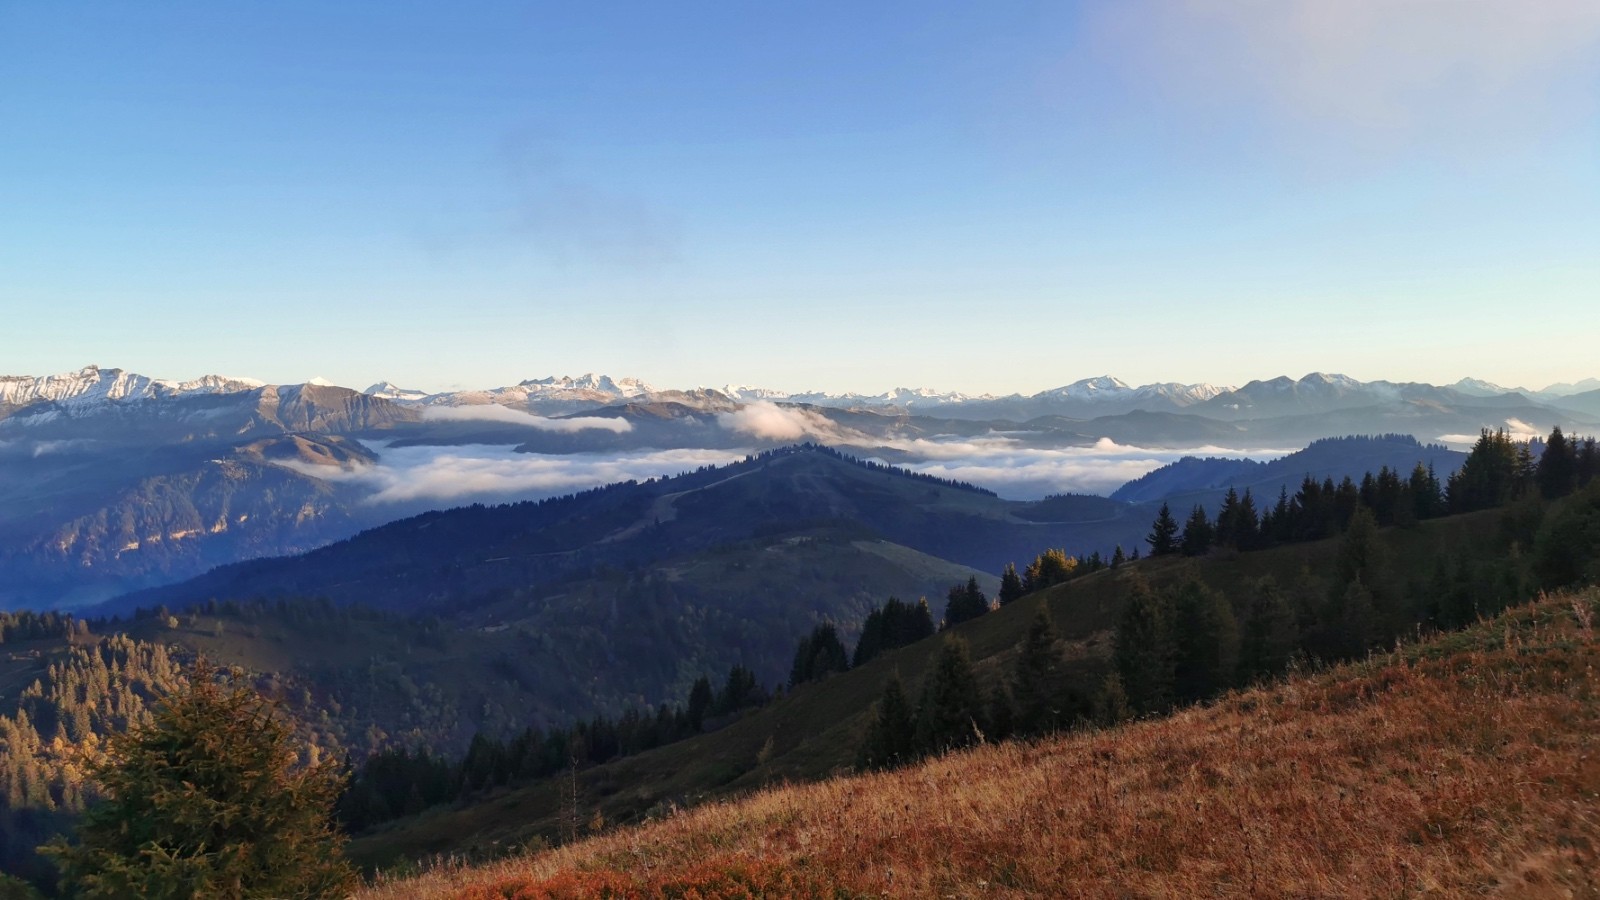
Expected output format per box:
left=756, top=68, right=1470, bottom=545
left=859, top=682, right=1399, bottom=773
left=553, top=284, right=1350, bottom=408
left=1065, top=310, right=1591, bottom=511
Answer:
left=278, top=433, right=1293, bottom=510
left=886, top=437, right=1292, bottom=499
left=715, top=402, right=844, bottom=442
left=1437, top=417, right=1544, bottom=446
left=421, top=405, right=632, bottom=433
left=284, top=444, right=742, bottom=506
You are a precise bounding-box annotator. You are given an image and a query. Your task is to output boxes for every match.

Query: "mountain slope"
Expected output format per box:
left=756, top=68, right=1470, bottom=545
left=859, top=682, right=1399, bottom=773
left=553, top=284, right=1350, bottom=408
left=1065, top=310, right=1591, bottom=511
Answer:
left=362, top=587, right=1600, bottom=899
left=109, top=446, right=1150, bottom=616
left=1111, top=434, right=1465, bottom=504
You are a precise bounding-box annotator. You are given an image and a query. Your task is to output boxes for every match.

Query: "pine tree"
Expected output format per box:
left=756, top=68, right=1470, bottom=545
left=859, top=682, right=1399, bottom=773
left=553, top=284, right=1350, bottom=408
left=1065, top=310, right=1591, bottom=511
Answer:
left=1113, top=578, right=1175, bottom=714
left=997, top=563, right=1025, bottom=605
left=1110, top=545, right=1126, bottom=569
left=942, top=577, right=990, bottom=629
left=1171, top=579, right=1238, bottom=705
left=1237, top=577, right=1297, bottom=683
left=42, top=661, right=357, bottom=899
left=1011, top=607, right=1069, bottom=735
left=789, top=623, right=848, bottom=687
left=913, top=636, right=985, bottom=754
left=686, top=676, right=713, bottom=729
left=856, top=674, right=916, bottom=771
left=1538, top=426, right=1576, bottom=499
left=1180, top=505, right=1213, bottom=557
left=1146, top=502, right=1179, bottom=556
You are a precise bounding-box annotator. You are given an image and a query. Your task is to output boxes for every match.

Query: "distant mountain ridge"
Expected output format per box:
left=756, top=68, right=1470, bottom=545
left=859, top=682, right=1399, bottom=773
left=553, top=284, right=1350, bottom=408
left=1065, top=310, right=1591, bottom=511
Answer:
left=6, top=364, right=1595, bottom=420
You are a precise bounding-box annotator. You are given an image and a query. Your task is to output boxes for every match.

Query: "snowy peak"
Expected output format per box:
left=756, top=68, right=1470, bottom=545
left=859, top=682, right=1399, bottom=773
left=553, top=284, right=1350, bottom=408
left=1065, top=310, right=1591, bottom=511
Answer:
left=518, top=374, right=654, bottom=396
left=0, top=365, right=263, bottom=409
left=363, top=381, right=430, bottom=401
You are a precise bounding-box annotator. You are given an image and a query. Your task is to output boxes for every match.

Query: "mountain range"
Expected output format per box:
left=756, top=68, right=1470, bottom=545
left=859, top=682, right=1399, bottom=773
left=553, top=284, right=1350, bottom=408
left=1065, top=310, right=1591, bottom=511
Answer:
left=2, top=364, right=1595, bottom=609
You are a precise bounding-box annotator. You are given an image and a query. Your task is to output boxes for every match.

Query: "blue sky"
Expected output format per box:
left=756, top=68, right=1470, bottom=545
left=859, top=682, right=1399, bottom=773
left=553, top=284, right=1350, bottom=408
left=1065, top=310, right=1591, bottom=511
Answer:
left=3, top=1, right=1597, bottom=395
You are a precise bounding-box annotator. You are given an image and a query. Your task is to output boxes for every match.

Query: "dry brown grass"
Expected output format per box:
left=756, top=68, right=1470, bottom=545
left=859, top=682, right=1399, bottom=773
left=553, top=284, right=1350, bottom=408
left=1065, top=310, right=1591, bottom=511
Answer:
left=359, top=591, right=1600, bottom=899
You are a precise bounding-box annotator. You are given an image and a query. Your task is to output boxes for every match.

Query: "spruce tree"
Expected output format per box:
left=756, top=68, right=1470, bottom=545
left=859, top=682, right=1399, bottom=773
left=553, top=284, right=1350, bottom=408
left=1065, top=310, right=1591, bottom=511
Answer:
left=1146, top=502, right=1179, bottom=556
left=1171, top=579, right=1238, bottom=705
left=1012, top=607, right=1068, bottom=735
left=1113, top=578, right=1175, bottom=714
left=913, top=636, right=985, bottom=753
left=856, top=674, right=916, bottom=770
left=997, top=563, right=1025, bottom=605
left=1180, top=505, right=1213, bottom=556
left=43, top=661, right=357, bottom=899
left=942, top=577, right=989, bottom=629
left=1237, top=577, right=1297, bottom=683
left=1538, top=426, right=1576, bottom=499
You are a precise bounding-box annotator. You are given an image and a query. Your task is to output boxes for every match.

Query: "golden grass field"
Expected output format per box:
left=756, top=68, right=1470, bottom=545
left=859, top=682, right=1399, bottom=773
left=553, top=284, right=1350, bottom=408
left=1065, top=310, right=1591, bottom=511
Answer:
left=359, top=589, right=1600, bottom=899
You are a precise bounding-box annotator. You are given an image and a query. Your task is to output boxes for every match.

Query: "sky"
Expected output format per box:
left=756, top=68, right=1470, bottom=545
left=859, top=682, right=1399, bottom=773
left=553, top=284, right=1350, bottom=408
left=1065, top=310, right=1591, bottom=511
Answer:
left=3, top=1, right=1598, bottom=396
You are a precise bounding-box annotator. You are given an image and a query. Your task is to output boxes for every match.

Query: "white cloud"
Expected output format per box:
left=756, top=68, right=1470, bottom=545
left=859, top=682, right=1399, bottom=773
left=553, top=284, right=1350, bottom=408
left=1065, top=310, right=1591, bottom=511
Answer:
left=716, top=402, right=843, bottom=442
left=420, top=404, right=632, bottom=433
left=883, top=438, right=1293, bottom=499
left=1439, top=417, right=1545, bottom=445
left=282, top=444, right=744, bottom=506
left=1089, top=0, right=1600, bottom=156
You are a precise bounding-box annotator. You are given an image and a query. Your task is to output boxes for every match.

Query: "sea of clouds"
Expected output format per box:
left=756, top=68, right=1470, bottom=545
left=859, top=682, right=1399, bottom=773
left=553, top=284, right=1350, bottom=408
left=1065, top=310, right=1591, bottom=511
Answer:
left=285, top=432, right=1293, bottom=510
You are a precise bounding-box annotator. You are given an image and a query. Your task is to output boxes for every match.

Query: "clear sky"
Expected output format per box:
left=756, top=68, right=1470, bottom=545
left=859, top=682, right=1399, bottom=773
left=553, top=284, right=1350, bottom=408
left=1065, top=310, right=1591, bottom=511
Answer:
left=3, top=1, right=1598, bottom=395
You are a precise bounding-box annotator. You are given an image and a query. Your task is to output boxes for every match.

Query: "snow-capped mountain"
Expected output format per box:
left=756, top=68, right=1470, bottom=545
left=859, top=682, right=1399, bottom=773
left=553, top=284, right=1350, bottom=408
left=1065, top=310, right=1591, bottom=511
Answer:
left=0, top=365, right=263, bottom=409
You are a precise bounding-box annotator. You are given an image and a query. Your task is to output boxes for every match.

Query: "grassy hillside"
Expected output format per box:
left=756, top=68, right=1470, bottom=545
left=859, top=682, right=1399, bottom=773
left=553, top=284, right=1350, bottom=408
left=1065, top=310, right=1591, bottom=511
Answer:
left=344, top=503, right=1516, bottom=869
left=360, top=587, right=1600, bottom=898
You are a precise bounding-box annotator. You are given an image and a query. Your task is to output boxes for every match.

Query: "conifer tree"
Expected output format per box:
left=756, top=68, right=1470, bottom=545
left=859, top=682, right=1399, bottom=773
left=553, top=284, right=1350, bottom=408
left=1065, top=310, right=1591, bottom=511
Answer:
left=1180, top=505, right=1213, bottom=557
left=1113, top=578, right=1175, bottom=714
left=997, top=563, right=1025, bottom=605
left=686, top=676, right=714, bottom=729
left=941, top=577, right=990, bottom=629
left=1012, top=607, right=1069, bottom=735
left=1237, top=577, right=1297, bottom=683
left=43, top=661, right=357, bottom=899
left=856, top=674, right=916, bottom=771
left=1538, top=426, right=1576, bottom=499
left=789, top=623, right=848, bottom=687
left=1110, top=545, right=1126, bottom=569
left=1171, top=579, right=1238, bottom=704
left=1146, top=502, right=1179, bottom=556
left=913, top=636, right=985, bottom=753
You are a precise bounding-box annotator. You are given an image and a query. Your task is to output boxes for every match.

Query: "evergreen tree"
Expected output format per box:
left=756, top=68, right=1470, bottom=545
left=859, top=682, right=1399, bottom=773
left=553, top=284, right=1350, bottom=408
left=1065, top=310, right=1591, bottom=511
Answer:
left=1011, top=607, right=1071, bottom=735
left=852, top=597, right=936, bottom=666
left=1180, top=505, right=1213, bottom=557
left=686, top=676, right=714, bottom=729
left=1447, top=428, right=1521, bottom=513
left=43, top=661, right=357, bottom=899
left=1237, top=577, right=1297, bottom=683
left=913, top=636, right=985, bottom=753
left=789, top=622, right=848, bottom=687
left=1336, top=504, right=1380, bottom=588
left=1113, top=578, right=1175, bottom=714
left=1321, top=576, right=1378, bottom=661
left=941, top=577, right=990, bottom=629
left=997, top=563, right=1025, bottom=605
left=1213, top=488, right=1243, bottom=549
left=1171, top=579, right=1238, bottom=705
left=1538, top=426, right=1577, bottom=499
left=856, top=674, right=916, bottom=771
left=1146, top=502, right=1180, bottom=556
left=1110, top=545, right=1126, bottom=569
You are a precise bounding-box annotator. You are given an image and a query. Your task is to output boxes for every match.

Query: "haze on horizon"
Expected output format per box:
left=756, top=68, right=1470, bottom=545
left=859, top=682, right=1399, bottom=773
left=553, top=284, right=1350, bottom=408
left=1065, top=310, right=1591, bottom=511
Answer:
left=3, top=1, right=1597, bottom=394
